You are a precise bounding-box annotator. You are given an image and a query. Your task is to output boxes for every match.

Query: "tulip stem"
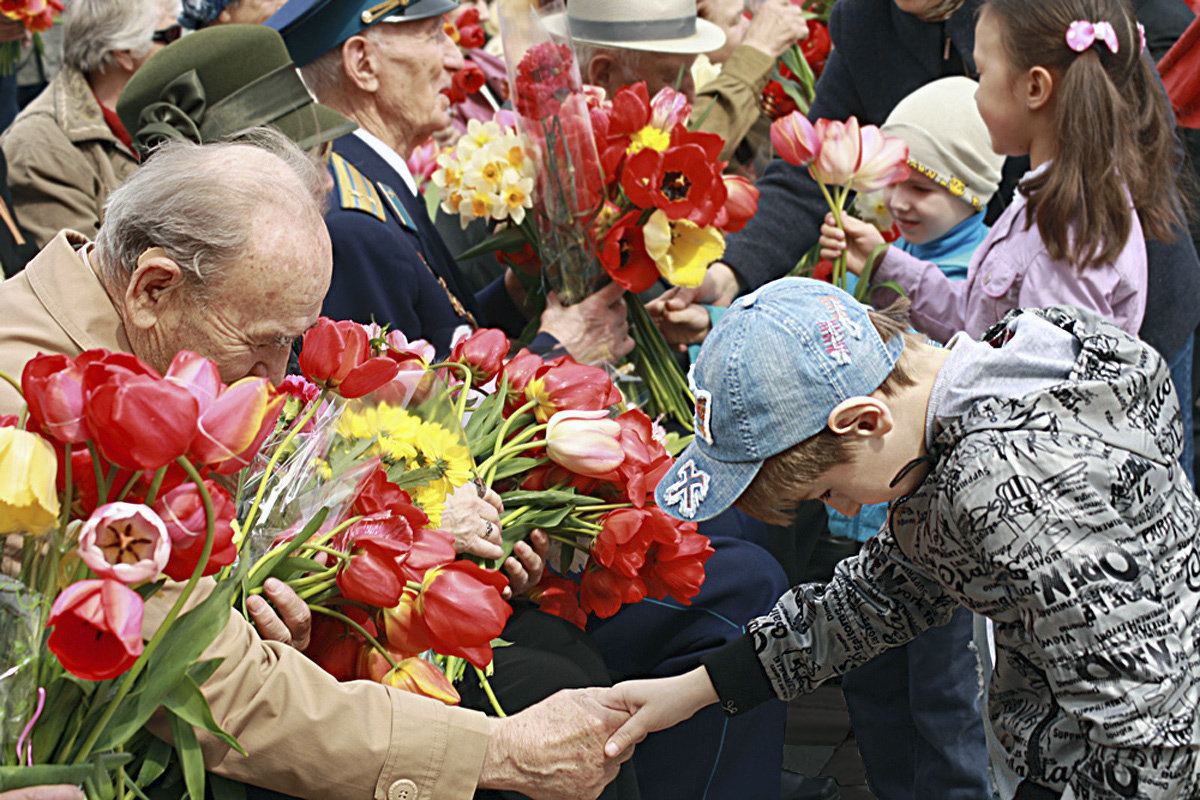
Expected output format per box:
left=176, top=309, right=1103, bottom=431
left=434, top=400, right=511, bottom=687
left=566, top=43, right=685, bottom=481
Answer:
left=295, top=578, right=338, bottom=602
left=284, top=567, right=339, bottom=589
left=113, top=470, right=144, bottom=502
left=0, top=368, right=20, bottom=399
left=142, top=466, right=167, bottom=508
left=477, top=431, right=548, bottom=484
left=242, top=389, right=329, bottom=535
left=434, top=361, right=475, bottom=420
left=71, top=457, right=217, bottom=765
left=309, top=604, right=399, bottom=671
left=294, top=544, right=351, bottom=563
left=544, top=532, right=592, bottom=551
left=473, top=666, right=507, bottom=717
left=491, top=399, right=539, bottom=460
left=84, top=442, right=106, bottom=507
left=500, top=505, right=533, bottom=527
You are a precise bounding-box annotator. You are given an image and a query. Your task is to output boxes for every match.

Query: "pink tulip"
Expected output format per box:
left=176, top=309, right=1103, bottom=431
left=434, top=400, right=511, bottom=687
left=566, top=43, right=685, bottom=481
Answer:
left=649, top=86, right=692, bottom=131
left=850, top=125, right=910, bottom=193
left=164, top=350, right=222, bottom=409
left=47, top=579, right=144, bottom=681
left=811, top=117, right=862, bottom=186
left=191, top=376, right=284, bottom=474
left=21, top=353, right=87, bottom=444
left=546, top=409, right=625, bottom=478
left=78, top=502, right=171, bottom=584
left=770, top=111, right=821, bottom=167
left=719, top=175, right=759, bottom=233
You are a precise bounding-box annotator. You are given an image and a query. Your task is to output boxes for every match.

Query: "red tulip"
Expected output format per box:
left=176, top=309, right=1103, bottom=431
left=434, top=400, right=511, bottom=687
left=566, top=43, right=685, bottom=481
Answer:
left=592, top=508, right=660, bottom=579
left=337, top=536, right=412, bottom=608
left=771, top=111, right=821, bottom=167
left=21, top=353, right=87, bottom=443
left=84, top=372, right=199, bottom=471
left=715, top=175, right=759, bottom=233
left=380, top=590, right=433, bottom=656
left=599, top=212, right=660, bottom=293
left=299, top=318, right=401, bottom=399
left=164, top=350, right=222, bottom=409
left=801, top=19, right=831, bottom=68
left=498, top=348, right=544, bottom=410
left=154, top=479, right=238, bottom=581
left=640, top=527, right=713, bottom=604
left=351, top=467, right=430, bottom=532
left=77, top=502, right=171, bottom=584
left=191, top=376, right=284, bottom=474
left=305, top=610, right=372, bottom=681
left=381, top=656, right=461, bottom=705
left=525, top=356, right=622, bottom=423
left=579, top=565, right=646, bottom=618
left=396, top=527, right=456, bottom=584
left=47, top=579, right=144, bottom=681
left=450, top=328, right=510, bottom=386
left=608, top=410, right=674, bottom=507
left=532, top=572, right=587, bottom=629
left=621, top=143, right=727, bottom=227
left=417, top=561, right=511, bottom=668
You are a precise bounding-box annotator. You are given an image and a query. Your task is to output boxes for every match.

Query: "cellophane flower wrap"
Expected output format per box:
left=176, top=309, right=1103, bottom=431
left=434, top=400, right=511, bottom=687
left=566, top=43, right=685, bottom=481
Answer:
left=0, top=347, right=290, bottom=799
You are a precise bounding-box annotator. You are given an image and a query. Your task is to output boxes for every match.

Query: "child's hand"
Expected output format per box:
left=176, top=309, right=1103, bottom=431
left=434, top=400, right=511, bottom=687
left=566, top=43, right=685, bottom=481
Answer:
left=819, top=213, right=886, bottom=277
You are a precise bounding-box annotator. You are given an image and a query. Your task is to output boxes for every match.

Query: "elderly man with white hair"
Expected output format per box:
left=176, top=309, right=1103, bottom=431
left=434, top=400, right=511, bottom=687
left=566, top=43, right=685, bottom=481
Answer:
left=1, top=0, right=181, bottom=247
left=0, top=129, right=634, bottom=800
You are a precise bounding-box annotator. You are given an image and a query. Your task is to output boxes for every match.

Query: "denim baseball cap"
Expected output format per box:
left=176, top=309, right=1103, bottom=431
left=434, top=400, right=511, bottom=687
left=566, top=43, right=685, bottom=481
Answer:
left=655, top=277, right=905, bottom=522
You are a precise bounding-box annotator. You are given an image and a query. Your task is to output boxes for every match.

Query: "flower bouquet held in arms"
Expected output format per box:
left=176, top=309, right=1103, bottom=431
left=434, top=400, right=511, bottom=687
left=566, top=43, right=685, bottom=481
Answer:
left=445, top=328, right=714, bottom=627
left=235, top=319, right=515, bottom=709
left=761, top=1, right=833, bottom=120
left=771, top=111, right=910, bottom=299
left=0, top=348, right=286, bottom=799
left=0, top=0, right=63, bottom=75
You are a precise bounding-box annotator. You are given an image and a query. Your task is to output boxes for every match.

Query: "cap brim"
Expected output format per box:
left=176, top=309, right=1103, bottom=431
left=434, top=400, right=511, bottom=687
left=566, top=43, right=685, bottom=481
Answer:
left=273, top=102, right=357, bottom=151
left=654, top=438, right=763, bottom=523
left=543, top=12, right=726, bottom=54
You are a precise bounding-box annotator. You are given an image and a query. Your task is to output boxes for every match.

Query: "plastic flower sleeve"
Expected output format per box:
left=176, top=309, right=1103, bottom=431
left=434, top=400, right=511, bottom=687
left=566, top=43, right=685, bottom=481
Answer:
left=0, top=576, right=40, bottom=761
left=497, top=0, right=605, bottom=305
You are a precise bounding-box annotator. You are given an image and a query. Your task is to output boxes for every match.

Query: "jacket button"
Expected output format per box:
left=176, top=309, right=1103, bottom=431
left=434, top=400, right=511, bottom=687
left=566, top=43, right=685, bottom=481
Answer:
left=388, top=779, right=418, bottom=800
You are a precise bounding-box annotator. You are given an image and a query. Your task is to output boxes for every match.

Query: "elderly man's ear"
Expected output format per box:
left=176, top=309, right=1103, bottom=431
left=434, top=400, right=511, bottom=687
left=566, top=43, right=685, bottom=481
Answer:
left=339, top=36, right=381, bottom=93
left=584, top=53, right=621, bottom=94
left=122, top=247, right=188, bottom=331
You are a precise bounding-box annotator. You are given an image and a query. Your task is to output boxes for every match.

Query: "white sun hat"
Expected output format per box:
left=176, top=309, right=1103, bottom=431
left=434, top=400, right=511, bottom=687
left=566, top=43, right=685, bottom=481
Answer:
left=542, top=0, right=727, bottom=54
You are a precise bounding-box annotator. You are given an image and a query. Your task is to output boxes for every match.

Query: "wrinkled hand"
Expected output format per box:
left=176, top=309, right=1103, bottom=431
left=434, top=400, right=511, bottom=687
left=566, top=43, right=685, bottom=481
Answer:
left=0, top=786, right=86, bottom=799
left=742, top=0, right=810, bottom=60
left=479, top=688, right=634, bottom=799
left=819, top=213, right=886, bottom=277
left=442, top=479, right=505, bottom=560
left=646, top=288, right=713, bottom=352
left=598, top=667, right=720, bottom=759
left=502, top=529, right=548, bottom=598
left=539, top=282, right=635, bottom=365
left=247, top=578, right=311, bottom=651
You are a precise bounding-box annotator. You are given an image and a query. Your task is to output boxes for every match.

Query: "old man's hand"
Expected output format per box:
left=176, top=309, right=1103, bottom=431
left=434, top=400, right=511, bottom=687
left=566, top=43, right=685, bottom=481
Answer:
left=540, top=283, right=635, bottom=365
left=247, top=578, right=312, bottom=651
left=479, top=688, right=633, bottom=799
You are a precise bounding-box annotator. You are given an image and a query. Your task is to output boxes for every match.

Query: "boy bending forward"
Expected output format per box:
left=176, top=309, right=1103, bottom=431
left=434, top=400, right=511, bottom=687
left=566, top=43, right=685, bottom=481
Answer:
left=604, top=278, right=1200, bottom=800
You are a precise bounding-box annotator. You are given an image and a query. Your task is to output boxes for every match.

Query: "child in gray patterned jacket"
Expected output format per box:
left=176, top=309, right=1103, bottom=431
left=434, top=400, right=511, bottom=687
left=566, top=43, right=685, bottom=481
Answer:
left=602, top=277, right=1200, bottom=800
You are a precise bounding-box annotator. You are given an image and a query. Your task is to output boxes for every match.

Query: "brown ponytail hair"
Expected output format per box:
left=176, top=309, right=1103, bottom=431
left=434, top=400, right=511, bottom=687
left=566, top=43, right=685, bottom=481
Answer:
left=983, top=0, right=1182, bottom=271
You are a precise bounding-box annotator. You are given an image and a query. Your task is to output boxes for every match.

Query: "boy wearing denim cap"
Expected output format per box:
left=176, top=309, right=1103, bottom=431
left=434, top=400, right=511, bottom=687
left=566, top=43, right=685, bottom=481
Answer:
left=602, top=277, right=1200, bottom=800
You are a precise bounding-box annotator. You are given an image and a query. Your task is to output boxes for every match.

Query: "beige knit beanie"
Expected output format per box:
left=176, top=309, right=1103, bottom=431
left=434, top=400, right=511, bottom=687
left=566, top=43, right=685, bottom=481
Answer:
left=881, top=76, right=1005, bottom=212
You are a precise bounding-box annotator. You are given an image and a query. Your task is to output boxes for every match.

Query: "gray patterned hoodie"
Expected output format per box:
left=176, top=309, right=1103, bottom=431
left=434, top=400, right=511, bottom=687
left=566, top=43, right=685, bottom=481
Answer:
left=703, top=307, right=1200, bottom=799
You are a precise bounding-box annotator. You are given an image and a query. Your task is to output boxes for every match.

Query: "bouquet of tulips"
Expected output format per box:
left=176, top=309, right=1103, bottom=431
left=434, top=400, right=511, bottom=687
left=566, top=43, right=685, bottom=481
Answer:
left=0, top=347, right=286, bottom=799
left=0, top=0, right=64, bottom=75
left=444, top=327, right=713, bottom=627
left=434, top=69, right=759, bottom=425
left=762, top=2, right=834, bottom=120
left=770, top=111, right=910, bottom=298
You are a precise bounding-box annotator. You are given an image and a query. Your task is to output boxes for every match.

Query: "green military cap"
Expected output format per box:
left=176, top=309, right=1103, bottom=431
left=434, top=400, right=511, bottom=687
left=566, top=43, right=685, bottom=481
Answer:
left=117, top=24, right=356, bottom=158
left=266, top=0, right=460, bottom=68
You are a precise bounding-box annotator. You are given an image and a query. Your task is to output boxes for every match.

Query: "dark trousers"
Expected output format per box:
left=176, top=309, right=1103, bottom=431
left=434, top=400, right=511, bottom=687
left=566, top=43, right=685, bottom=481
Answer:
left=841, top=606, right=992, bottom=800
left=589, top=535, right=790, bottom=800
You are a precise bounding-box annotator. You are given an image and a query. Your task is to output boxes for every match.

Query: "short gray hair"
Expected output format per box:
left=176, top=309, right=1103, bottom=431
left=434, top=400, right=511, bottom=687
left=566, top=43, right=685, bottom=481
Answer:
left=298, top=25, right=388, bottom=108
left=64, top=0, right=181, bottom=75
left=95, top=127, right=327, bottom=292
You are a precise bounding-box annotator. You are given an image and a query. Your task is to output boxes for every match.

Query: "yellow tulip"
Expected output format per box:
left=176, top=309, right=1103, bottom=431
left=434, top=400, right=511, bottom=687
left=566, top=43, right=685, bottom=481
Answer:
left=0, top=427, right=60, bottom=535
left=643, top=210, right=725, bottom=288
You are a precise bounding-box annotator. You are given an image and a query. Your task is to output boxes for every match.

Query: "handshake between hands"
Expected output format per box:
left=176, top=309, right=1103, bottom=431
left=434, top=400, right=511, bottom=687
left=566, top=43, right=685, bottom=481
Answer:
left=481, top=667, right=721, bottom=799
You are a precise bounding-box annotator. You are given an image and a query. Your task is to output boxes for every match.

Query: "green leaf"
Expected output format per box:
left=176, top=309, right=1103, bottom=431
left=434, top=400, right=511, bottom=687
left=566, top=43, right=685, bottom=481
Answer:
left=162, top=674, right=245, bottom=755
left=0, top=754, right=132, bottom=791
left=135, top=736, right=174, bottom=787
left=167, top=710, right=206, bottom=800
left=866, top=280, right=907, bottom=302
left=32, top=675, right=86, bottom=762
left=498, top=489, right=605, bottom=507
left=88, top=561, right=248, bottom=754
left=244, top=507, right=329, bottom=593
left=489, top=457, right=546, bottom=482
left=454, top=226, right=529, bottom=261
left=276, top=556, right=329, bottom=576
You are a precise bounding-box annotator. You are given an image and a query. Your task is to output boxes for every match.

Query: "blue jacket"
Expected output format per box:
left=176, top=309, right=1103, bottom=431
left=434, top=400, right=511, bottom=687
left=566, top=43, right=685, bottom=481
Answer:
left=723, top=0, right=1200, bottom=358
left=321, top=134, right=532, bottom=356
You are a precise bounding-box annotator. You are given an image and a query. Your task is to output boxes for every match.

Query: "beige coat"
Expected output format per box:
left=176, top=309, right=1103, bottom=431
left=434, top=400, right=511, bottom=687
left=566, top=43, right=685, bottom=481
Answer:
left=0, top=67, right=139, bottom=248
left=0, top=233, right=492, bottom=799
left=694, top=45, right=776, bottom=162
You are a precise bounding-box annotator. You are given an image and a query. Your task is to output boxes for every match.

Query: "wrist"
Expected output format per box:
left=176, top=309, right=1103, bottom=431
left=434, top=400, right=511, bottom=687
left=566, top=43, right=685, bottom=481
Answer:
left=478, top=716, right=521, bottom=792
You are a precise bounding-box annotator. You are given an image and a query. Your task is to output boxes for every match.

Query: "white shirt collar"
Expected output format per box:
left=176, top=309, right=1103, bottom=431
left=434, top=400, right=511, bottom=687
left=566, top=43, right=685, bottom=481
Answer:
left=352, top=128, right=418, bottom=196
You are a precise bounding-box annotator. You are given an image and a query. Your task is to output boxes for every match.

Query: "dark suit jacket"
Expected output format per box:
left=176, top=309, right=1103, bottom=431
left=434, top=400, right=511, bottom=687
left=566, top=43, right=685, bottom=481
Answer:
left=723, top=0, right=1200, bottom=358
left=321, top=134, right=533, bottom=356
